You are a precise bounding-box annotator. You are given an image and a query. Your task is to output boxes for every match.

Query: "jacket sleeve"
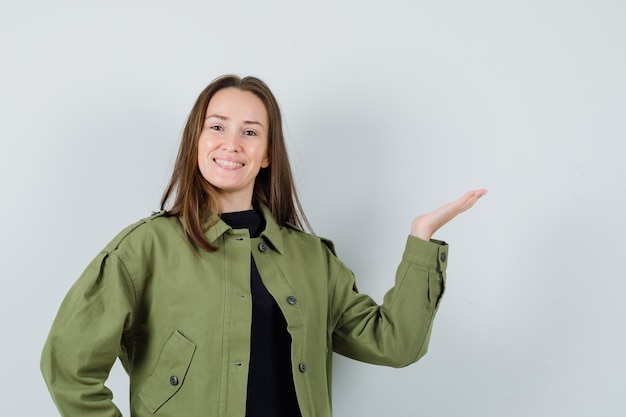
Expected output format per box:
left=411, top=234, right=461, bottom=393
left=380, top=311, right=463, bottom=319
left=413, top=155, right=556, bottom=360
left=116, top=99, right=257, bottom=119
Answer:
left=41, top=249, right=136, bottom=417
left=329, top=235, right=448, bottom=367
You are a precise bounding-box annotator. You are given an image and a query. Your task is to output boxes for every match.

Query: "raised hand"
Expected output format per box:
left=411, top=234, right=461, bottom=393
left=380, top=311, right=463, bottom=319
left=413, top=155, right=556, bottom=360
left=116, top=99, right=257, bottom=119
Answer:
left=410, top=189, right=487, bottom=241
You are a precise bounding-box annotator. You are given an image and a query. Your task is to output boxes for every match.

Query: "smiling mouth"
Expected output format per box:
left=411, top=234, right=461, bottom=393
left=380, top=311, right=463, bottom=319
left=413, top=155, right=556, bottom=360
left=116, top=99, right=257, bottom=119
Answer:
left=214, top=158, right=244, bottom=168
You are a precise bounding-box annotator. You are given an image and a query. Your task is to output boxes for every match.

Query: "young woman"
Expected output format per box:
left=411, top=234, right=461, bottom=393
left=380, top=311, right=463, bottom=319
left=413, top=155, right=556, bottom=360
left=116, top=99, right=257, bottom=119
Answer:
left=41, top=75, right=486, bottom=417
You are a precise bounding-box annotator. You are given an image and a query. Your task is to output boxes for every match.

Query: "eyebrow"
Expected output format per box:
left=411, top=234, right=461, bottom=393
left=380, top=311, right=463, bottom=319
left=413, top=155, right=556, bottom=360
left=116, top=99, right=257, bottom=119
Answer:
left=205, top=114, right=265, bottom=128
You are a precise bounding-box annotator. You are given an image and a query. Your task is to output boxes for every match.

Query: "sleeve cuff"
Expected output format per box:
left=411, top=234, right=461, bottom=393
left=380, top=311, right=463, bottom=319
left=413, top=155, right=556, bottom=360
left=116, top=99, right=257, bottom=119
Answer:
left=402, top=235, right=449, bottom=272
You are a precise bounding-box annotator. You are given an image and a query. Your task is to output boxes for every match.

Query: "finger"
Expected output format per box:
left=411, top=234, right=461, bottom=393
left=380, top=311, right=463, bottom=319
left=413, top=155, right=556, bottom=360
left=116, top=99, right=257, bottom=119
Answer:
left=454, top=189, right=488, bottom=213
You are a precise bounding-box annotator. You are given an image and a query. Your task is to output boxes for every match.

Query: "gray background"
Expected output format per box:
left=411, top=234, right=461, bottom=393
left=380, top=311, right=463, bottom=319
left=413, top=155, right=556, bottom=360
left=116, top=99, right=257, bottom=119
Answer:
left=1, top=0, right=624, bottom=416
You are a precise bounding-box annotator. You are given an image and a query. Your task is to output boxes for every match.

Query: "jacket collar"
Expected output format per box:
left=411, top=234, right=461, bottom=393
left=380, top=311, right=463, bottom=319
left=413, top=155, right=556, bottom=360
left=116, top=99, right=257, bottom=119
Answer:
left=258, top=205, right=285, bottom=254
left=205, top=204, right=284, bottom=254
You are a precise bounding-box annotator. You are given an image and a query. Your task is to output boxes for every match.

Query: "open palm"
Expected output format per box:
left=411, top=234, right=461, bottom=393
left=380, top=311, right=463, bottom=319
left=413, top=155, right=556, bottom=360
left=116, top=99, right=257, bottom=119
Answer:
left=410, top=189, right=487, bottom=241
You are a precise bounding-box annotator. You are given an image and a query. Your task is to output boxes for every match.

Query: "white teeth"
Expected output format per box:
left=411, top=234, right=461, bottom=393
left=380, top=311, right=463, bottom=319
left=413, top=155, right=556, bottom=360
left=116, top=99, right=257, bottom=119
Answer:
left=215, top=159, right=243, bottom=168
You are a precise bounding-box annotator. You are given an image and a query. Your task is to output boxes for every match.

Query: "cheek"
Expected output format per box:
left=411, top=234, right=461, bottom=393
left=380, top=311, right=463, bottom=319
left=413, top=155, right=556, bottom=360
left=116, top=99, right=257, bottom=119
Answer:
left=197, top=136, right=212, bottom=160
left=196, top=142, right=204, bottom=166
left=254, top=147, right=269, bottom=168
left=197, top=138, right=212, bottom=174
left=256, top=141, right=270, bottom=168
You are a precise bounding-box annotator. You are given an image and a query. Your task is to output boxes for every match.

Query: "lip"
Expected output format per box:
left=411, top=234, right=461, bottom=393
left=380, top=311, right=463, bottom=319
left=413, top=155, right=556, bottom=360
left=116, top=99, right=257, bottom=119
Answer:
left=214, top=158, right=245, bottom=169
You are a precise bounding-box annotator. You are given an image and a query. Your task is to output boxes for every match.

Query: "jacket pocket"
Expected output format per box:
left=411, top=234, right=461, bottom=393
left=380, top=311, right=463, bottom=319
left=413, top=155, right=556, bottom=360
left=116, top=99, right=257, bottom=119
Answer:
left=138, top=330, right=196, bottom=413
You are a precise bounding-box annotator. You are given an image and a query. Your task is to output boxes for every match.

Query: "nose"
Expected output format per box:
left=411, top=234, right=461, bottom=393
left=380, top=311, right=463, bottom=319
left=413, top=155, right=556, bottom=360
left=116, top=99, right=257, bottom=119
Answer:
left=222, top=131, right=240, bottom=151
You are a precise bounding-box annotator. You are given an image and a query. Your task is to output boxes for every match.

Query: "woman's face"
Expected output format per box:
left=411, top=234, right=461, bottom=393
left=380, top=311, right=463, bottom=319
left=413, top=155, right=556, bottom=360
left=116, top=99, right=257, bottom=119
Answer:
left=197, top=87, right=270, bottom=211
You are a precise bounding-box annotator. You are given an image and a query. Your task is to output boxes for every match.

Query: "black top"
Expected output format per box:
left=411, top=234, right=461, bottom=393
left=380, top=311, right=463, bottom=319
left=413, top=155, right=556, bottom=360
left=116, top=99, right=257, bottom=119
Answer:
left=220, top=210, right=302, bottom=417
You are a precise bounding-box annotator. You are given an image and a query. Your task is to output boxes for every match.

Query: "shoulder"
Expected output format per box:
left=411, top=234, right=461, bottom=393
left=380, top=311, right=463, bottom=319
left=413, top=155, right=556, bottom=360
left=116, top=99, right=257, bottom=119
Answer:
left=258, top=205, right=338, bottom=257
left=103, top=210, right=184, bottom=254
left=283, top=223, right=337, bottom=256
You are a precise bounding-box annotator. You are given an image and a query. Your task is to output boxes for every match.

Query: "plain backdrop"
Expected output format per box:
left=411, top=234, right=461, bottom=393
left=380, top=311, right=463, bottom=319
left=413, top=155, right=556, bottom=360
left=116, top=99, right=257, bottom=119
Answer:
left=1, top=0, right=624, bottom=416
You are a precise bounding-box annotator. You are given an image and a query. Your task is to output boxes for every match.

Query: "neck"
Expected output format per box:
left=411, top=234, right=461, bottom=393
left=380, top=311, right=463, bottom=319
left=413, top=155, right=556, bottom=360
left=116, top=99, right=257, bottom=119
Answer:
left=217, top=192, right=254, bottom=214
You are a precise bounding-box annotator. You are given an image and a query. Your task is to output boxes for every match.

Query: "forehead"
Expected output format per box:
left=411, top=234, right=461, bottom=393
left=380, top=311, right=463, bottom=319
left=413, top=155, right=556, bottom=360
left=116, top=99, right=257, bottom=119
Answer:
left=206, top=87, right=268, bottom=124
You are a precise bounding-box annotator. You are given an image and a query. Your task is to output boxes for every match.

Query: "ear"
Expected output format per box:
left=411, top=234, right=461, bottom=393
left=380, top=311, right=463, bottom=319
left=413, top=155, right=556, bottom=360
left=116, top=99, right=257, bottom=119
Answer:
left=261, top=154, right=270, bottom=168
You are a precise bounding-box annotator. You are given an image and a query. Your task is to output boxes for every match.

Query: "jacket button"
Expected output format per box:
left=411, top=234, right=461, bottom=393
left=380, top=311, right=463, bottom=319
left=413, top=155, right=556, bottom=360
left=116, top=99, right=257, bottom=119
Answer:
left=298, top=362, right=307, bottom=373
left=287, top=295, right=297, bottom=305
left=169, top=376, right=179, bottom=386
left=258, top=242, right=268, bottom=252
left=440, top=252, right=447, bottom=262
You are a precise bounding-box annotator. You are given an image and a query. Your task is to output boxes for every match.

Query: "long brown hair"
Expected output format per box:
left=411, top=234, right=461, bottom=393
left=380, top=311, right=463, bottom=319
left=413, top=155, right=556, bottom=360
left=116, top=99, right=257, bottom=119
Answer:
left=160, top=75, right=310, bottom=252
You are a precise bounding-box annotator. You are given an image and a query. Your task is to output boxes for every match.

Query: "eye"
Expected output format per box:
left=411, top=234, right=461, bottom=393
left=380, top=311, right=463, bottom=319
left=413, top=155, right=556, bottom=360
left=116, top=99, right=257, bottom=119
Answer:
left=210, top=125, right=224, bottom=131
left=243, top=129, right=257, bottom=136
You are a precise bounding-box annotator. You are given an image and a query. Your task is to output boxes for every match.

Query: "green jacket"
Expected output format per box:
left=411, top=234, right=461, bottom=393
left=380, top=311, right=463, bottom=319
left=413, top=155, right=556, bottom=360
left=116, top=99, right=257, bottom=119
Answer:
left=41, top=206, right=448, bottom=417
